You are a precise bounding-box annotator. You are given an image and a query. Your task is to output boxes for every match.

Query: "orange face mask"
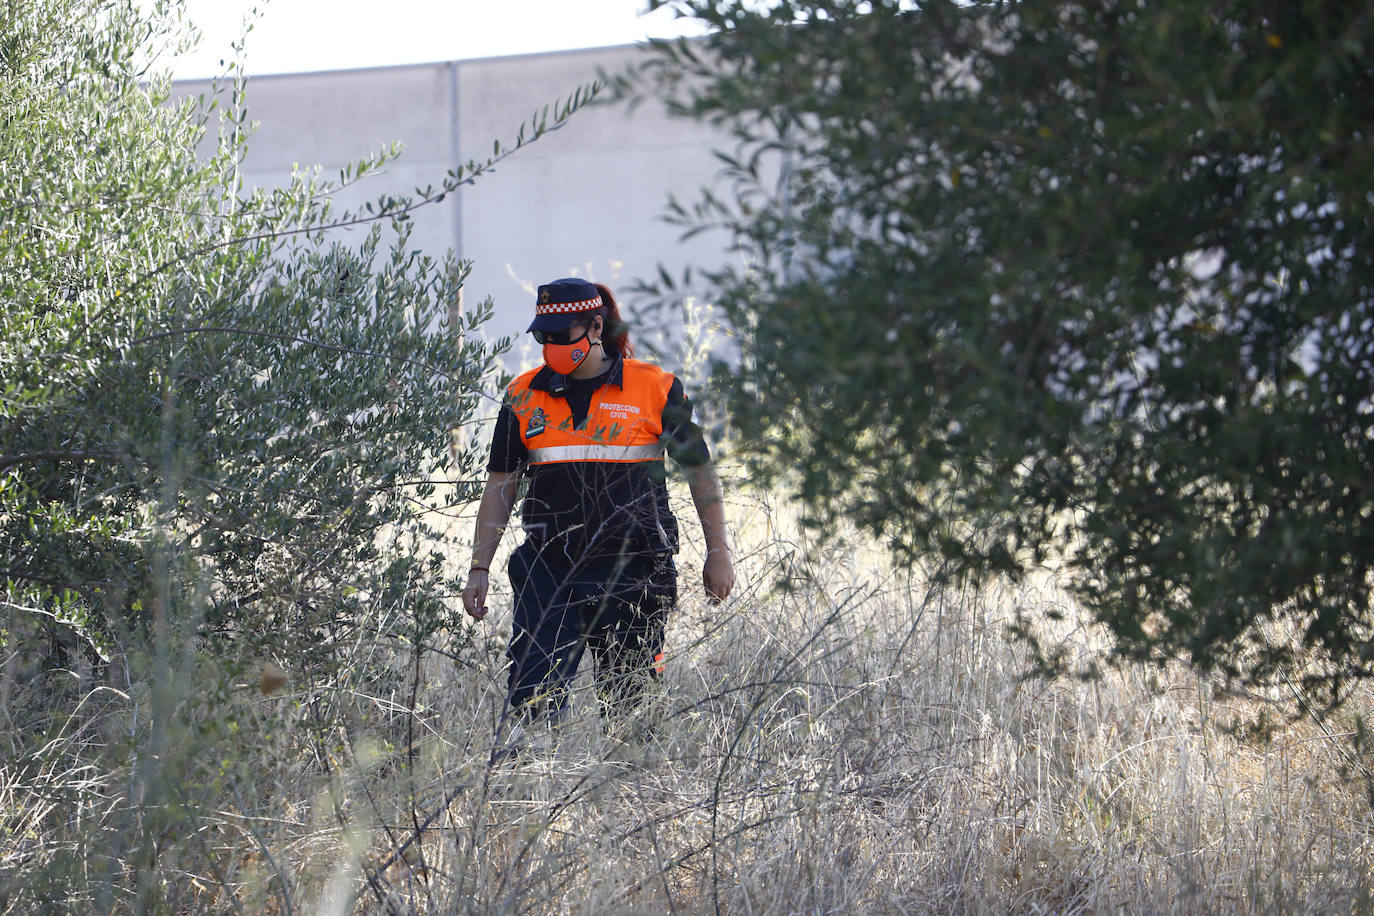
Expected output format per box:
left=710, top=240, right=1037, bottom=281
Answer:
left=542, top=329, right=592, bottom=376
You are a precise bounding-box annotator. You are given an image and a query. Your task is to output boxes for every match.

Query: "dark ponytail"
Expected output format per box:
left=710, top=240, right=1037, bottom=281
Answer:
left=593, top=282, right=634, bottom=359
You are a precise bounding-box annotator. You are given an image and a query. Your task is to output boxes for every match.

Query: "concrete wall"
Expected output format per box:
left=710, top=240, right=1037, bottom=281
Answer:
left=174, top=45, right=734, bottom=348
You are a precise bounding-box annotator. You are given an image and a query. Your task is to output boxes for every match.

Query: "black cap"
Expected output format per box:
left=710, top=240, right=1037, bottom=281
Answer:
left=527, top=278, right=604, bottom=332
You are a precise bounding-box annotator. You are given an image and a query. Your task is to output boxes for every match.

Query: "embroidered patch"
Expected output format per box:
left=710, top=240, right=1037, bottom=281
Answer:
left=525, top=408, right=547, bottom=438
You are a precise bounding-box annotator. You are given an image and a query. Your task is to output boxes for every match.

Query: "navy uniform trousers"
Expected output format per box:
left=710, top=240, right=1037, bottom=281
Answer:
left=506, top=539, right=677, bottom=719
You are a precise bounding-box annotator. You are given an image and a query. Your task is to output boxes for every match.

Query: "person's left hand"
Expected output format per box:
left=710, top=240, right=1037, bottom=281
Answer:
left=703, top=550, right=735, bottom=605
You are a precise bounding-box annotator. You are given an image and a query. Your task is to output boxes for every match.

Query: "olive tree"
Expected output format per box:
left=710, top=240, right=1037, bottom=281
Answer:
left=627, top=0, right=1374, bottom=713
left=1, top=0, right=600, bottom=666
left=0, top=0, right=593, bottom=905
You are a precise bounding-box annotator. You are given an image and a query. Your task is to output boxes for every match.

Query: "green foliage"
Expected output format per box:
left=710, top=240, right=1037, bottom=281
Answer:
left=0, top=0, right=598, bottom=906
left=0, top=0, right=598, bottom=658
left=2, top=2, right=471, bottom=671
left=630, top=1, right=1374, bottom=709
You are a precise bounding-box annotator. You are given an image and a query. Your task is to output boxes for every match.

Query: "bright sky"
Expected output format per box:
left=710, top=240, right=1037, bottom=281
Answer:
left=162, top=0, right=712, bottom=80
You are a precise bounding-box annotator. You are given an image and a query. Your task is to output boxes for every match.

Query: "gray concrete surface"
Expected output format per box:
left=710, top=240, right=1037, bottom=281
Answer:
left=173, top=44, right=738, bottom=350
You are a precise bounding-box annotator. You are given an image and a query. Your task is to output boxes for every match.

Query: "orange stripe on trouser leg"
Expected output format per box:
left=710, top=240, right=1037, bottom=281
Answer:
left=653, top=652, right=665, bottom=675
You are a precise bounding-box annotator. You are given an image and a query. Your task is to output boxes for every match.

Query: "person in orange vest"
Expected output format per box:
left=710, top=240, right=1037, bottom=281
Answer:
left=462, top=277, right=735, bottom=730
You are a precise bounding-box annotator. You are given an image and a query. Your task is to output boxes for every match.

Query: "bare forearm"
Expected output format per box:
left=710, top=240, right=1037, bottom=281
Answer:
left=686, top=461, right=735, bottom=604
left=686, top=462, right=730, bottom=556
left=470, top=472, right=519, bottom=568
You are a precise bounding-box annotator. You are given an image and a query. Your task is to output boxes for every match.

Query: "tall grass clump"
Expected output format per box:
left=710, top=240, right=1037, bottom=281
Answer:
left=411, top=475, right=1374, bottom=914
left=5, top=454, right=1373, bottom=912
left=42, top=467, right=1345, bottom=914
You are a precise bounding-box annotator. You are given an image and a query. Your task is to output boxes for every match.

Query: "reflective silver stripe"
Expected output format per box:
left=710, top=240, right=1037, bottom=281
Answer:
left=528, top=443, right=664, bottom=464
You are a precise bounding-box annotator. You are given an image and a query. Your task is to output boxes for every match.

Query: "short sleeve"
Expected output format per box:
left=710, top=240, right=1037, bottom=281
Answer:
left=486, top=405, right=528, bottom=473
left=660, top=377, right=711, bottom=468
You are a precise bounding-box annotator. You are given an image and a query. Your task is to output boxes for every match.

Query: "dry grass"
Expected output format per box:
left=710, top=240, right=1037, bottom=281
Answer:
left=3, top=474, right=1373, bottom=913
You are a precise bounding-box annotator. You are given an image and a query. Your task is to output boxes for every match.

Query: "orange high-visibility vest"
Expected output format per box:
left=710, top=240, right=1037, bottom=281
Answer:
left=505, top=358, right=676, bottom=466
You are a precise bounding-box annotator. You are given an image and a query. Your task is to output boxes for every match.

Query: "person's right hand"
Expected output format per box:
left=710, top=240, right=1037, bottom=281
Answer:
left=463, top=569, right=491, bottom=620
